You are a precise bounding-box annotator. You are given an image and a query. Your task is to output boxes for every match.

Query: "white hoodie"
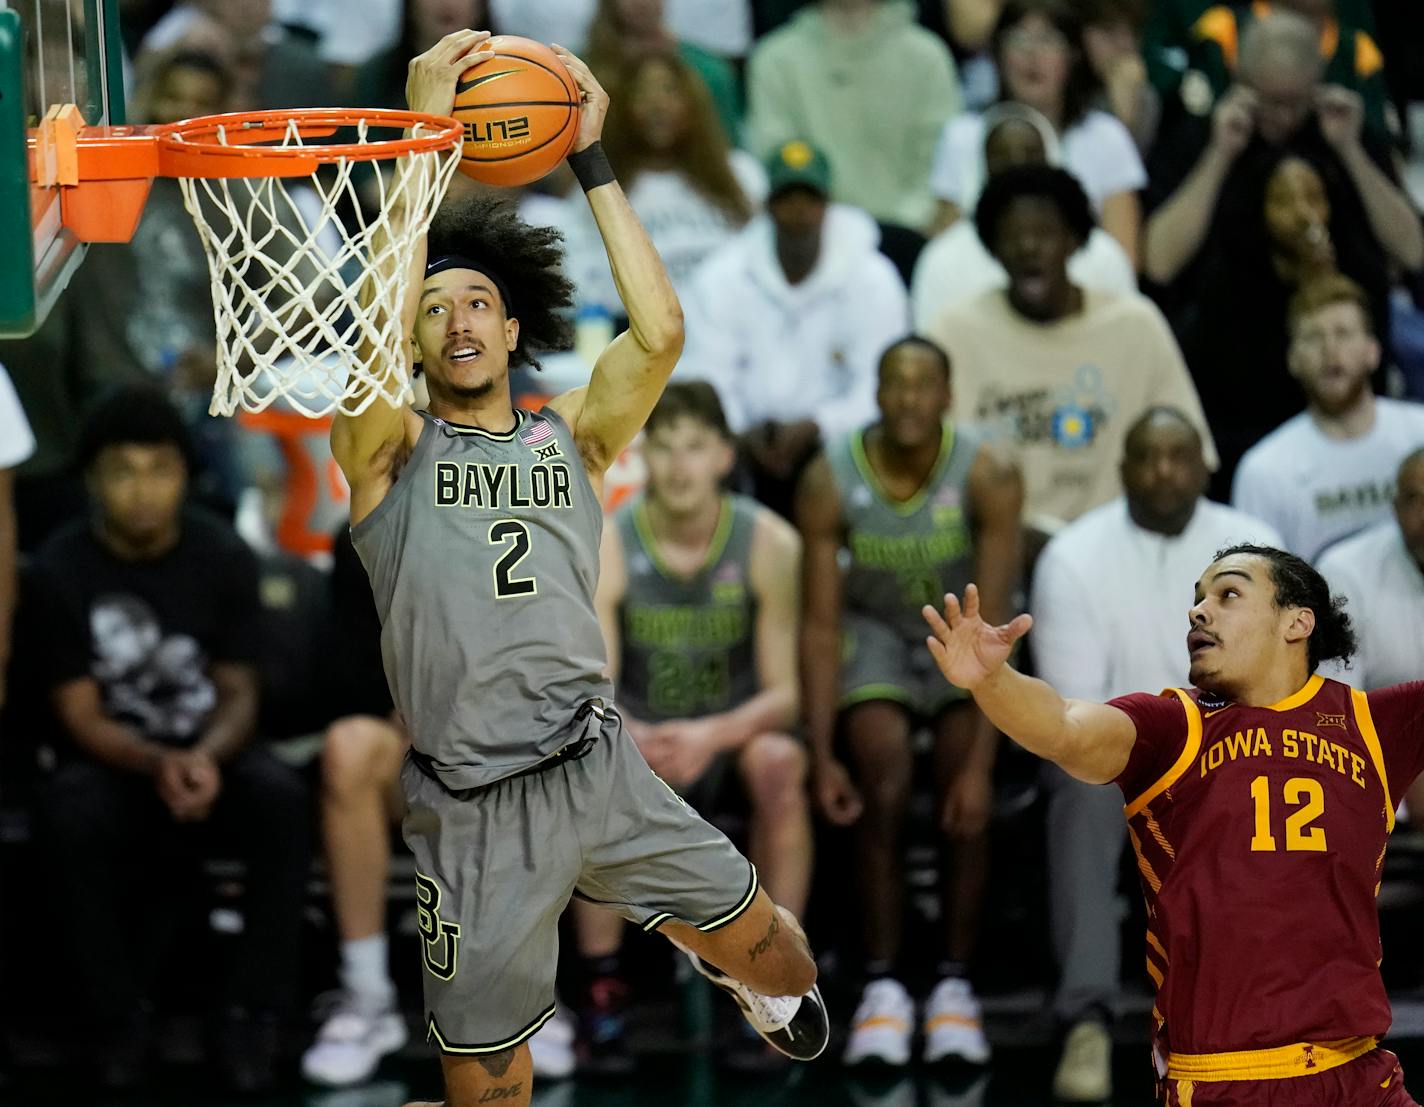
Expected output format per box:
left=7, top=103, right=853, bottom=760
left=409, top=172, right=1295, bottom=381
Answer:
left=677, top=203, right=909, bottom=437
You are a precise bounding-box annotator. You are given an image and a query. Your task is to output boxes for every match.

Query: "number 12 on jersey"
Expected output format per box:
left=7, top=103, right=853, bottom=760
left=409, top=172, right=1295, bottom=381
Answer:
left=489, top=520, right=537, bottom=598
left=1249, top=775, right=1327, bottom=852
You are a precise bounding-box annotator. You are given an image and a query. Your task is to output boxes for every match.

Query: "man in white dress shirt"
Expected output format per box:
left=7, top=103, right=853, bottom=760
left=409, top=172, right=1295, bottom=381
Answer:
left=1028, top=406, right=1281, bottom=1101
left=1318, top=449, right=1424, bottom=813
left=1232, top=274, right=1424, bottom=562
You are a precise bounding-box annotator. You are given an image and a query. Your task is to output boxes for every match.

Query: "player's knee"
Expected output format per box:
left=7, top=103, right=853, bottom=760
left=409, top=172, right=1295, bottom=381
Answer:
left=742, top=733, right=807, bottom=813
left=322, top=715, right=398, bottom=798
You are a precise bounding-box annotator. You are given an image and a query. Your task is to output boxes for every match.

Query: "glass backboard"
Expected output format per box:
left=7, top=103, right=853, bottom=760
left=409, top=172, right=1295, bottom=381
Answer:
left=0, top=0, right=125, bottom=337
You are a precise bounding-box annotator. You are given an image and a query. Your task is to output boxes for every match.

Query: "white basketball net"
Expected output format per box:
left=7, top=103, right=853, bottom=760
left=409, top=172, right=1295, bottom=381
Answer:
left=175, top=118, right=462, bottom=419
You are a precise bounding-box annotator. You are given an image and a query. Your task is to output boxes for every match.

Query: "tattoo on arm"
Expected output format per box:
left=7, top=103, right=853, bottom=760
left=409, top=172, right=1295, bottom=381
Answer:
left=476, top=1048, right=516, bottom=1078
left=747, top=911, right=780, bottom=962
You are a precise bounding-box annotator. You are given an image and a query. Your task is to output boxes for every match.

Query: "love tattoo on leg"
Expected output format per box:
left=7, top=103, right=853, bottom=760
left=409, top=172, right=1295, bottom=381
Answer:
left=747, top=910, right=780, bottom=963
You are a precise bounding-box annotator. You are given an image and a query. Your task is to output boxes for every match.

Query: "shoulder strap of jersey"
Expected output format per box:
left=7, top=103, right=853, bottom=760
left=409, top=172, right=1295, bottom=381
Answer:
left=1124, top=688, right=1205, bottom=818
left=1349, top=686, right=1395, bottom=834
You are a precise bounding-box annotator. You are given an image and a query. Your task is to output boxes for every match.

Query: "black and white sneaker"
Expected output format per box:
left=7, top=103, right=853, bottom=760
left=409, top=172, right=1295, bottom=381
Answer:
left=684, top=952, right=829, bottom=1061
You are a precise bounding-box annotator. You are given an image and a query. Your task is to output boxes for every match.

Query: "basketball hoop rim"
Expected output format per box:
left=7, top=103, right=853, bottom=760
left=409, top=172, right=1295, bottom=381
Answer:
left=157, top=108, right=464, bottom=172
left=33, top=106, right=464, bottom=186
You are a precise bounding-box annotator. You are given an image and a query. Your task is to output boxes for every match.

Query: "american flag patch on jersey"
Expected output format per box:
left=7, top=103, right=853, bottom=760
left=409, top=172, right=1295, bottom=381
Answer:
left=519, top=415, right=555, bottom=447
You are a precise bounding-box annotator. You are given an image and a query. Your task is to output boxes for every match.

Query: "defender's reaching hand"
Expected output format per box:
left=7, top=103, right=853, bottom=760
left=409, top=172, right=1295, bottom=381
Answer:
left=550, top=44, right=608, bottom=152
left=922, top=584, right=1033, bottom=692
left=406, top=29, right=494, bottom=119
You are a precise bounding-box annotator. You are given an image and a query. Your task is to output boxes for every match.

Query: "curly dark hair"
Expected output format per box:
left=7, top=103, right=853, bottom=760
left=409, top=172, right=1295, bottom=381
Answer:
left=78, top=384, right=195, bottom=472
left=1212, top=544, right=1357, bottom=670
left=425, top=193, right=575, bottom=370
left=974, top=163, right=1096, bottom=252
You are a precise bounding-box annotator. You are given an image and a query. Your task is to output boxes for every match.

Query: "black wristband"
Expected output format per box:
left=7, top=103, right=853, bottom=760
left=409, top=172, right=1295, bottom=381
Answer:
left=568, top=141, right=616, bottom=191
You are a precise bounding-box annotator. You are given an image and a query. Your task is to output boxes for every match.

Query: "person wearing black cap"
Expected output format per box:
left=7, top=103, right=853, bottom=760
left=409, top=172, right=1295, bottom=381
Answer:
left=329, top=30, right=827, bottom=1107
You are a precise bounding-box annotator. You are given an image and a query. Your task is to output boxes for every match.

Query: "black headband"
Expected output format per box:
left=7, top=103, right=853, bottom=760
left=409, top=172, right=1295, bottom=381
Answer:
left=424, top=254, right=514, bottom=316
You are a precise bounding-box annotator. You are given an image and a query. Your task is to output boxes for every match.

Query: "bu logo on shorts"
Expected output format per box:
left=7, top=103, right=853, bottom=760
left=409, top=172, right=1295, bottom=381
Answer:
left=415, top=871, right=462, bottom=981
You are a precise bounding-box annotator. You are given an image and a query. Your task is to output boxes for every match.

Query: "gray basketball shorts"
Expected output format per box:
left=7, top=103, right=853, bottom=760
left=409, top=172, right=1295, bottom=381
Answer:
left=399, top=704, right=758, bottom=1056
left=839, top=611, right=969, bottom=718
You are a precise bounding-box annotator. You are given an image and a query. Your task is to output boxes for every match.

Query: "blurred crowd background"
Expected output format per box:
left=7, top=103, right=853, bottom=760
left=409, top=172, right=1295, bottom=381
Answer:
left=5, top=0, right=1424, bottom=1101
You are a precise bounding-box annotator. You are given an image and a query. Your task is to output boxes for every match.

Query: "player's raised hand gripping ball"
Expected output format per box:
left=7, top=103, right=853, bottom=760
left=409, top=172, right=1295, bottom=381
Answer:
left=923, top=584, right=1033, bottom=692
left=452, top=36, right=583, bottom=187
left=406, top=29, right=494, bottom=119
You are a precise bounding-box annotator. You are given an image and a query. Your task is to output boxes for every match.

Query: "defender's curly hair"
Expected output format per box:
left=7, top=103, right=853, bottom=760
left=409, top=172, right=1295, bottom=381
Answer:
left=425, top=194, right=576, bottom=370
left=1212, top=544, right=1357, bottom=670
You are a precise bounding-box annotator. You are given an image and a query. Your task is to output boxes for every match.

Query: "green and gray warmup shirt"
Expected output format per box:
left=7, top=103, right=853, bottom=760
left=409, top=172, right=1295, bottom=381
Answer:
left=352, top=407, right=613, bottom=789
left=825, top=423, right=981, bottom=640
left=615, top=494, right=759, bottom=724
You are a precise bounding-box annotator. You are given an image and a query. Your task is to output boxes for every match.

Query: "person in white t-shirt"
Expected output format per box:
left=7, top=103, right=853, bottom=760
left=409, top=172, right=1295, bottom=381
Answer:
left=1030, top=407, right=1281, bottom=1102
left=0, top=364, right=35, bottom=710
left=563, top=48, right=765, bottom=314
left=929, top=0, right=1146, bottom=264
left=1317, top=449, right=1424, bottom=817
left=911, top=104, right=1136, bottom=331
left=1232, top=274, right=1424, bottom=563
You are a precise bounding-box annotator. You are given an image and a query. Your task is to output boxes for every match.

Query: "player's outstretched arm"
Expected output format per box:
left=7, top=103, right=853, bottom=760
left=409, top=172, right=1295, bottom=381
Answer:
left=332, top=30, right=493, bottom=521
left=546, top=46, right=684, bottom=477
left=922, top=586, right=1138, bottom=785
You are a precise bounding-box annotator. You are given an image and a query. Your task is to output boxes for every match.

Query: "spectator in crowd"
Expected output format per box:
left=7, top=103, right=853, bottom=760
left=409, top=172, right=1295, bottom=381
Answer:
left=1145, top=19, right=1410, bottom=489
left=0, top=297, right=136, bottom=551
left=584, top=0, right=743, bottom=142
left=1318, top=448, right=1424, bottom=691
left=30, top=386, right=309, bottom=1094
left=1185, top=0, right=1391, bottom=143
left=576, top=382, right=809, bottom=1072
left=361, top=0, right=495, bottom=110
left=136, top=0, right=332, bottom=111
left=928, top=0, right=1146, bottom=265
left=797, top=336, right=1022, bottom=1069
left=491, top=0, right=754, bottom=58
left=300, top=524, right=578, bottom=1085
left=1232, top=275, right=1424, bottom=562
left=1146, top=10, right=1418, bottom=287
left=1029, top=407, right=1281, bottom=1102
left=911, top=104, right=1136, bottom=330
left=565, top=48, right=764, bottom=315
left=0, top=365, right=34, bottom=708
left=679, top=141, right=910, bottom=518
left=926, top=165, right=1215, bottom=544
left=1143, top=12, right=1419, bottom=481
left=1081, top=0, right=1161, bottom=152
left=1140, top=0, right=1379, bottom=102
left=67, top=49, right=242, bottom=515
left=746, top=0, right=963, bottom=232
left=1317, top=449, right=1424, bottom=818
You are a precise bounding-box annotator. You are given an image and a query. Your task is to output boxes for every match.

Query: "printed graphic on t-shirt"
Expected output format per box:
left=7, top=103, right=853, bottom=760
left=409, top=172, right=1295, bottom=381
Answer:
left=90, top=593, right=216, bottom=743
left=974, top=363, right=1118, bottom=450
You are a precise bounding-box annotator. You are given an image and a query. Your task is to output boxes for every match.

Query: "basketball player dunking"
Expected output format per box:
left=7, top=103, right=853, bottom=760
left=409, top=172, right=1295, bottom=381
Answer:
left=330, top=30, right=826, bottom=1107
left=925, top=546, right=1424, bottom=1105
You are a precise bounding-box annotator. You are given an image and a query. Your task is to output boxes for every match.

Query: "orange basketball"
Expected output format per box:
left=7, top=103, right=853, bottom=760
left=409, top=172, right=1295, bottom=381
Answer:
left=453, top=37, right=581, bottom=187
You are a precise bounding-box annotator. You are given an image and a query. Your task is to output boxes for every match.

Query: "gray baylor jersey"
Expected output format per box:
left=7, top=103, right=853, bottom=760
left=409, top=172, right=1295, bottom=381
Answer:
left=615, top=494, right=760, bottom=724
left=825, top=423, right=981, bottom=641
left=353, top=407, right=613, bottom=789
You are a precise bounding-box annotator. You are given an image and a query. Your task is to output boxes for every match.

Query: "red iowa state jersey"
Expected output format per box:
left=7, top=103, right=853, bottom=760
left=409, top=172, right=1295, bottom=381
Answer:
left=1111, top=675, right=1424, bottom=1059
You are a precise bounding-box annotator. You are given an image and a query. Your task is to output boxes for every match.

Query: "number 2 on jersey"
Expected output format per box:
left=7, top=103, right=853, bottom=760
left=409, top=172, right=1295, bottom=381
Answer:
left=1249, top=775, right=1327, bottom=852
left=489, top=520, right=537, bottom=598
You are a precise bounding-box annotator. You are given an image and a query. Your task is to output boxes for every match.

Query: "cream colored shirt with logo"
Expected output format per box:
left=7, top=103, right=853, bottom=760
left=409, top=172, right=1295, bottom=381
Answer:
left=927, top=288, right=1217, bottom=532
